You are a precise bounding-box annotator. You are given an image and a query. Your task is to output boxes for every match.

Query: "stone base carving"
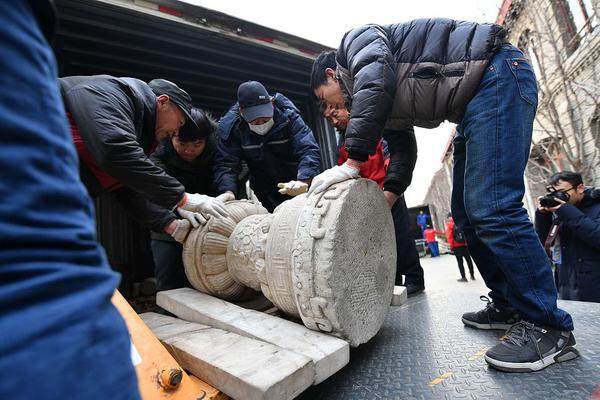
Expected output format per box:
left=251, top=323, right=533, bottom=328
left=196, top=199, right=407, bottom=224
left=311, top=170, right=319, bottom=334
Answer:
left=183, top=179, right=396, bottom=346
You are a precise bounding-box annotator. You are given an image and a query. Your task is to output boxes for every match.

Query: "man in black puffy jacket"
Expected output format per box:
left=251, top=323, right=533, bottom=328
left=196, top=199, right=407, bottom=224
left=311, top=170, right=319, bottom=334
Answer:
left=535, top=171, right=600, bottom=302
left=309, top=18, right=577, bottom=372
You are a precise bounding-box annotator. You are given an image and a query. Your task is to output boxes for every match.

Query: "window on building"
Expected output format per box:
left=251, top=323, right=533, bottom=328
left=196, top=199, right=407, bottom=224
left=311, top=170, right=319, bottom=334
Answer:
left=566, top=0, right=596, bottom=34
left=555, top=0, right=596, bottom=54
left=591, top=108, right=600, bottom=151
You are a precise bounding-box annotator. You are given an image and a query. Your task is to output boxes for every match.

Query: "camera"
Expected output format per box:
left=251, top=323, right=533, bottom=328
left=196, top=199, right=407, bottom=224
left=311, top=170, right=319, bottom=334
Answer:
left=539, top=188, right=570, bottom=207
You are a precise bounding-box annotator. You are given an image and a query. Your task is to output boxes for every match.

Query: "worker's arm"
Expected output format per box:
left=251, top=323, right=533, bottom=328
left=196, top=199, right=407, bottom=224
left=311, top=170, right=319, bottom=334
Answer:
left=64, top=86, right=184, bottom=209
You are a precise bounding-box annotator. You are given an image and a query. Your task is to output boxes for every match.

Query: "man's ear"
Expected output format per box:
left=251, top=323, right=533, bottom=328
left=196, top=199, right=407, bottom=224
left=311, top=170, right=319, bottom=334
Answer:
left=577, top=183, right=586, bottom=193
left=325, top=67, right=336, bottom=80
left=156, top=94, right=170, bottom=107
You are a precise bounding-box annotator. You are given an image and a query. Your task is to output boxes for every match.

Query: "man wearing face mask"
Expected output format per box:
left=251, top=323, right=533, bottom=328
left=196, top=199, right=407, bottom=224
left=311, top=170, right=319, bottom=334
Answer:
left=214, top=81, right=321, bottom=212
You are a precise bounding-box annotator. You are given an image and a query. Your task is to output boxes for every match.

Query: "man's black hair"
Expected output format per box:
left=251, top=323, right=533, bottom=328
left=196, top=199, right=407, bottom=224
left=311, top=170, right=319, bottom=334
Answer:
left=178, top=108, right=217, bottom=142
left=548, top=171, right=583, bottom=188
left=310, top=50, right=337, bottom=92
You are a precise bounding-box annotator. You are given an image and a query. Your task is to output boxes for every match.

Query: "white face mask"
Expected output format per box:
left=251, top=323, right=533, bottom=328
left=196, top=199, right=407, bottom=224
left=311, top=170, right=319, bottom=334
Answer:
left=248, top=118, right=274, bottom=135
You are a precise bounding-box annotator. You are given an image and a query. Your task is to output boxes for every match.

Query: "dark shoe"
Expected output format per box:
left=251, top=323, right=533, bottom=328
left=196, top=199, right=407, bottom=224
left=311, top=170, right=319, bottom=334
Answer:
left=470, top=274, right=476, bottom=280
left=457, top=277, right=468, bottom=282
left=405, top=284, right=425, bottom=296
left=485, top=321, right=579, bottom=372
left=462, top=296, right=520, bottom=330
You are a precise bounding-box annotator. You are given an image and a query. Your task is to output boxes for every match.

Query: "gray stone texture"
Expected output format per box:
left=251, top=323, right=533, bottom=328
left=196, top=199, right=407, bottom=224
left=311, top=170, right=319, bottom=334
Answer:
left=156, top=288, right=349, bottom=384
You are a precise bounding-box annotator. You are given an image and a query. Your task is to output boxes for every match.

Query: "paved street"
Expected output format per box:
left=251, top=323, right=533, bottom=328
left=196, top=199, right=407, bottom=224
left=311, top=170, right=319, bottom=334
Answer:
left=298, top=254, right=600, bottom=400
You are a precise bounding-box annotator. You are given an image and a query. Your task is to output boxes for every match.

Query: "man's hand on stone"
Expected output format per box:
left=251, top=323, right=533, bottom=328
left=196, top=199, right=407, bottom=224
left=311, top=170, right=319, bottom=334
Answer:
left=170, top=219, right=193, bottom=243
left=307, top=162, right=361, bottom=195
left=177, top=208, right=207, bottom=228
left=216, top=191, right=236, bottom=203
left=179, top=192, right=229, bottom=218
left=278, top=180, right=308, bottom=196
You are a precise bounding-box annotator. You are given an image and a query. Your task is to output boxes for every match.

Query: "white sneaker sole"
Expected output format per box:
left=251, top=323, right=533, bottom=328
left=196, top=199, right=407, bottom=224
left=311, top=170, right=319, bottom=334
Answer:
left=461, top=317, right=514, bottom=331
left=485, top=345, right=579, bottom=372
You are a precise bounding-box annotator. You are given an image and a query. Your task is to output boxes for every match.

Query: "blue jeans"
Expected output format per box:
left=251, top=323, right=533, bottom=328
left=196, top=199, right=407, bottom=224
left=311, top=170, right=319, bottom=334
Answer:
left=428, top=242, right=440, bottom=257
left=0, top=2, right=140, bottom=399
left=452, top=44, right=573, bottom=331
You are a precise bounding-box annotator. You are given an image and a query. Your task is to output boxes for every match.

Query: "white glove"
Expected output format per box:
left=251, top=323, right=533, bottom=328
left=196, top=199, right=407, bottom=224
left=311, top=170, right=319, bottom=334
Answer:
left=216, top=192, right=236, bottom=202
left=179, top=193, right=229, bottom=218
left=177, top=208, right=207, bottom=228
left=307, top=163, right=360, bottom=195
left=170, top=219, right=192, bottom=243
left=278, top=180, right=308, bottom=196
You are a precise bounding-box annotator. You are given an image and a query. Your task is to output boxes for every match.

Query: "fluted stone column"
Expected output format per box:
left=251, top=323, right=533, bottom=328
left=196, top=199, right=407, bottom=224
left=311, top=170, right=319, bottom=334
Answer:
left=182, top=179, right=396, bottom=346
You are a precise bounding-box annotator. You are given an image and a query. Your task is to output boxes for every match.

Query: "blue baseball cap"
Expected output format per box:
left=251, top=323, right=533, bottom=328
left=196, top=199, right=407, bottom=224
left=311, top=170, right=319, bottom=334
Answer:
left=237, top=81, right=273, bottom=123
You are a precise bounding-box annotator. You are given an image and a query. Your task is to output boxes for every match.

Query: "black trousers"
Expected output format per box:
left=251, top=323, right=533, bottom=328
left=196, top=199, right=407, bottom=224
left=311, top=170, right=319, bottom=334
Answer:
left=391, top=197, right=425, bottom=286
left=150, top=239, right=189, bottom=292
left=453, top=246, right=475, bottom=277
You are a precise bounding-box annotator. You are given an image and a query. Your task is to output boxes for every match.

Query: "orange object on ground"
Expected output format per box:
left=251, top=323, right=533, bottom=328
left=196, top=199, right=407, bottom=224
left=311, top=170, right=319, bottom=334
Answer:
left=111, top=292, right=228, bottom=400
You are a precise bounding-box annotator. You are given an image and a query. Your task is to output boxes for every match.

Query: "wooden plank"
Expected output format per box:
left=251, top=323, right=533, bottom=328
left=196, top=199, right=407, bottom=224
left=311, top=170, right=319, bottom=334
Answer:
left=111, top=292, right=226, bottom=400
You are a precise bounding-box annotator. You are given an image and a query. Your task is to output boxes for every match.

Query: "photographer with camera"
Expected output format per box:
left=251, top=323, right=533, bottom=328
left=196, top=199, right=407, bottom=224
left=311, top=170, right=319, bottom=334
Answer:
left=535, top=171, right=600, bottom=302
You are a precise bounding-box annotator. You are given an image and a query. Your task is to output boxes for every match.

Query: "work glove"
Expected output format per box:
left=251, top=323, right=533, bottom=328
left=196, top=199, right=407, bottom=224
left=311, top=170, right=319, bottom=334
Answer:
left=216, top=192, right=236, bottom=202
left=277, top=180, right=308, bottom=196
left=177, top=208, right=207, bottom=228
left=179, top=193, right=229, bottom=218
left=170, top=219, right=192, bottom=243
left=307, top=163, right=360, bottom=195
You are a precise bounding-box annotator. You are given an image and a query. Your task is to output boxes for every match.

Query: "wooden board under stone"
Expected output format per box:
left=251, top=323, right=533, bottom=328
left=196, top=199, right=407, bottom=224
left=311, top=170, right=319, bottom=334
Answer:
left=141, top=312, right=314, bottom=400
left=157, top=288, right=349, bottom=384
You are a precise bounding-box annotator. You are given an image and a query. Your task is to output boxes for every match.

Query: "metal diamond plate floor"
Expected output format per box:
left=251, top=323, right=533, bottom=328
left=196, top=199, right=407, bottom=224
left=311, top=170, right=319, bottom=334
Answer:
left=297, top=255, right=600, bottom=400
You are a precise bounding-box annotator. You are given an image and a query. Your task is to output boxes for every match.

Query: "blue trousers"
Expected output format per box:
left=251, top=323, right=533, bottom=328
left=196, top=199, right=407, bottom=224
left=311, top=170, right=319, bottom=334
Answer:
left=451, top=44, right=573, bottom=331
left=427, top=242, right=440, bottom=257
left=0, top=2, right=140, bottom=399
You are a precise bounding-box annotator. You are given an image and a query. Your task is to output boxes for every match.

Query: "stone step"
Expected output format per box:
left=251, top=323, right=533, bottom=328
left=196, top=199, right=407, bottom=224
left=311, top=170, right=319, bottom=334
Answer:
left=141, top=312, right=314, bottom=400
left=391, top=285, right=408, bottom=306
left=157, top=288, right=349, bottom=384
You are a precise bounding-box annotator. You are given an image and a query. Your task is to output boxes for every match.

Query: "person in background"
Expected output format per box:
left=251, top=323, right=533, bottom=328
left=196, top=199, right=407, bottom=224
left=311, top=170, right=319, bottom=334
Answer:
left=416, top=210, right=430, bottom=238
left=314, top=51, right=424, bottom=295
left=0, top=2, right=139, bottom=398
left=148, top=108, right=218, bottom=291
left=446, top=213, right=476, bottom=282
left=424, top=225, right=444, bottom=257
left=214, top=81, right=321, bottom=212
left=535, top=171, right=600, bottom=302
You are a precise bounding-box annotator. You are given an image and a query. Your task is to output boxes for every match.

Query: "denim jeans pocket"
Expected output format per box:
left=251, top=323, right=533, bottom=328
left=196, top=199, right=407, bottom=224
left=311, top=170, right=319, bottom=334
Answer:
left=506, top=57, right=538, bottom=106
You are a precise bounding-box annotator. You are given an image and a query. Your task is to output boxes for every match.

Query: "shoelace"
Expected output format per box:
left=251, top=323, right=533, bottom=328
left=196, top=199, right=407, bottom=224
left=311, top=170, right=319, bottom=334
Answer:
left=479, top=295, right=497, bottom=325
left=503, top=321, right=545, bottom=362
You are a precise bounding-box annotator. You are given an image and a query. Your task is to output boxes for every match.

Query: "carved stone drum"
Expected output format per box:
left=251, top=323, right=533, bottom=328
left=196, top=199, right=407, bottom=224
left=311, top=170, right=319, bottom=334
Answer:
left=182, top=178, right=396, bottom=346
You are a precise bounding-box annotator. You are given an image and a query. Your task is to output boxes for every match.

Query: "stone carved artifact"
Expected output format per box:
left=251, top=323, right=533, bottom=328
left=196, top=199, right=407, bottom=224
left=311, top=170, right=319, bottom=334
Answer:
left=182, top=179, right=396, bottom=346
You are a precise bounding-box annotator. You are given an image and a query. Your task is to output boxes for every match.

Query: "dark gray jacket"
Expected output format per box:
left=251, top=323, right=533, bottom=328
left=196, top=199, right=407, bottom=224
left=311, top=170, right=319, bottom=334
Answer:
left=336, top=19, right=505, bottom=193
left=535, top=189, right=600, bottom=302
left=59, top=75, right=185, bottom=209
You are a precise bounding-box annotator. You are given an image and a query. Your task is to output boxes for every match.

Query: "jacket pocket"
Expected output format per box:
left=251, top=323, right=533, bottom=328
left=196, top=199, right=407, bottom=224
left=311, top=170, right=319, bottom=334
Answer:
left=506, top=57, right=538, bottom=106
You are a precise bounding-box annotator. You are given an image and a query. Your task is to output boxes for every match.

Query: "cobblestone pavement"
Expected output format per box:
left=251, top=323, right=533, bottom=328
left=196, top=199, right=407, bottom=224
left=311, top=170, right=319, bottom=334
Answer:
left=298, top=254, right=600, bottom=400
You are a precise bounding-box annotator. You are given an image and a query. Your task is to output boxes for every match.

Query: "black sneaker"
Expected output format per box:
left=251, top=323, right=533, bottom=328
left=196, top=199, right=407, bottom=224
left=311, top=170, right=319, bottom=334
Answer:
left=485, top=321, right=579, bottom=372
left=457, top=277, right=468, bottom=282
left=470, top=274, right=476, bottom=280
left=462, top=296, right=520, bottom=330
